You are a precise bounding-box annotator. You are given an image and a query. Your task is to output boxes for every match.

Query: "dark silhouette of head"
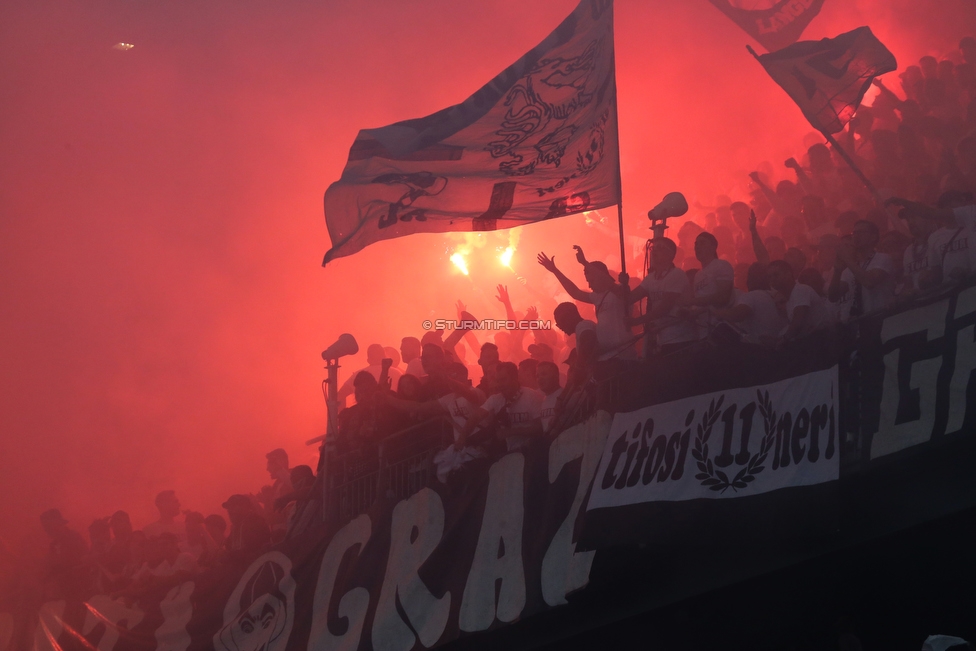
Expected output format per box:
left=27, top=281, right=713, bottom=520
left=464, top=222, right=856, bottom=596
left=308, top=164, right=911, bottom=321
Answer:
left=537, top=361, right=560, bottom=395
left=396, top=374, right=424, bottom=401
left=494, top=362, right=520, bottom=399
left=553, top=302, right=583, bottom=335
left=767, top=260, right=795, bottom=295
left=746, top=263, right=770, bottom=292
left=694, top=232, right=719, bottom=265
left=352, top=371, right=378, bottom=405
left=518, top=359, right=539, bottom=390
left=583, top=261, right=614, bottom=292
left=155, top=491, right=181, bottom=519
left=400, top=337, right=422, bottom=363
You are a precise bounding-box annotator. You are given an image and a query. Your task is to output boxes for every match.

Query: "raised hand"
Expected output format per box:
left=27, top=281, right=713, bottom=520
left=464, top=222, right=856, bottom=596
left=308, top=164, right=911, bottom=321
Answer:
left=537, top=252, right=557, bottom=273
left=495, top=284, right=510, bottom=305
left=748, top=171, right=762, bottom=183
left=749, top=209, right=757, bottom=232
left=455, top=299, right=466, bottom=316
left=784, top=157, right=800, bottom=170
left=573, top=245, right=587, bottom=265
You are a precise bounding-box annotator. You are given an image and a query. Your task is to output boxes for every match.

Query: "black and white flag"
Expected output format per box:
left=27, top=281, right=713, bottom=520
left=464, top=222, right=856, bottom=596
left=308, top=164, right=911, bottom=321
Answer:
left=323, top=0, right=620, bottom=263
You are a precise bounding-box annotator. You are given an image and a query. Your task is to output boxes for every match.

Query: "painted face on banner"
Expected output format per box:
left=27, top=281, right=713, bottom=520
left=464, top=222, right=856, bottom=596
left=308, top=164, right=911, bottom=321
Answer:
left=215, top=552, right=295, bottom=651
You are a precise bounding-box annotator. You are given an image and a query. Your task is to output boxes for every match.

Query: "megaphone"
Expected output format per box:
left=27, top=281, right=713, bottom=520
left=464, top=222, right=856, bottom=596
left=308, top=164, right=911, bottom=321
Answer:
left=647, top=192, right=689, bottom=221
left=322, top=333, right=359, bottom=360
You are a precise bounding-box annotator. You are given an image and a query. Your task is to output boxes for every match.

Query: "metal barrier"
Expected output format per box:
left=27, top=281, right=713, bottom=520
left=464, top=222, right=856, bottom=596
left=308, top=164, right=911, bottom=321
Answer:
left=327, top=417, right=453, bottom=527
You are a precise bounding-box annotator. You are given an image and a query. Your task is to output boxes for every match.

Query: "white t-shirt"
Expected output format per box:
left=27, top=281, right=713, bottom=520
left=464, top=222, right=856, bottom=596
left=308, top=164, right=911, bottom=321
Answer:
left=694, top=258, right=735, bottom=337
left=785, top=282, right=833, bottom=337
left=482, top=388, right=544, bottom=451
left=734, top=290, right=787, bottom=344
left=590, top=290, right=636, bottom=359
left=927, top=226, right=971, bottom=283
left=902, top=240, right=931, bottom=292
left=574, top=318, right=622, bottom=362
left=437, top=392, right=478, bottom=441
left=638, top=266, right=697, bottom=346
left=540, top=387, right=563, bottom=434
left=837, top=252, right=897, bottom=320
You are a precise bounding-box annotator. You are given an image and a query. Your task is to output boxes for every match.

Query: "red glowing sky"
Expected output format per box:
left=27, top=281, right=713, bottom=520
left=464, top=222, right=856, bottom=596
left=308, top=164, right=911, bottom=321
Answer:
left=0, top=0, right=972, bottom=545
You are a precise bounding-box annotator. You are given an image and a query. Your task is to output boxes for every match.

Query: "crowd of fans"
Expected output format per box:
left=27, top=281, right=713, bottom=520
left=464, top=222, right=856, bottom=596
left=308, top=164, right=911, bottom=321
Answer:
left=329, top=36, right=976, bottom=482
left=11, top=36, right=976, bottom=630
left=14, top=449, right=318, bottom=607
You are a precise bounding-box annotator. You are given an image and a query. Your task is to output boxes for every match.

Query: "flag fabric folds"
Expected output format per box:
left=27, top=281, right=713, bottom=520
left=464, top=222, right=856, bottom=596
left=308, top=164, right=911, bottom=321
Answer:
left=707, top=0, right=825, bottom=53
left=323, top=0, right=619, bottom=264
left=753, top=26, right=897, bottom=134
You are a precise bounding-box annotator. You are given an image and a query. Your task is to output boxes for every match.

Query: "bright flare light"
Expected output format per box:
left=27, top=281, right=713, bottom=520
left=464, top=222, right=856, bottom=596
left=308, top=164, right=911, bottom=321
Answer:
left=113, top=43, right=135, bottom=51
left=450, top=253, right=469, bottom=276
left=499, top=247, right=514, bottom=267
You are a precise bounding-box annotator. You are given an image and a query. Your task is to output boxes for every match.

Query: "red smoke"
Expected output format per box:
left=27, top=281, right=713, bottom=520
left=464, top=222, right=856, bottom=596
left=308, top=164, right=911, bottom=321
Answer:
left=0, top=0, right=972, bottom=552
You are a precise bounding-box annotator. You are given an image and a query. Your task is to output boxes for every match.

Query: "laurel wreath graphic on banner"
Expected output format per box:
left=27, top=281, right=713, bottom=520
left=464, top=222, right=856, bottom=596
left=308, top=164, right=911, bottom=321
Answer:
left=691, top=390, right=777, bottom=493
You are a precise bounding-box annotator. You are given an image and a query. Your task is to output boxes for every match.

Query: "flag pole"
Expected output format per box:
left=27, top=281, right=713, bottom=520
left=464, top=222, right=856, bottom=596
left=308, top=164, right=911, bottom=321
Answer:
left=820, top=130, right=883, bottom=203
left=745, top=45, right=883, bottom=203
left=611, top=48, right=627, bottom=277
left=608, top=0, right=626, bottom=277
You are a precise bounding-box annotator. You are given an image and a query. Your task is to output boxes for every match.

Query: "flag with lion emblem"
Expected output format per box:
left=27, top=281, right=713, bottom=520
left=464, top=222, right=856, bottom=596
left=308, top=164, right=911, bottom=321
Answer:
left=322, top=0, right=620, bottom=264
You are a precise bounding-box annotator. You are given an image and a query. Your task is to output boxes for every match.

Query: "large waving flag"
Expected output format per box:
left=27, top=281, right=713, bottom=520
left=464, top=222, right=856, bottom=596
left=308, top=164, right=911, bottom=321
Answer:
left=752, top=26, right=897, bottom=134
left=323, top=0, right=619, bottom=264
left=707, top=0, right=825, bottom=53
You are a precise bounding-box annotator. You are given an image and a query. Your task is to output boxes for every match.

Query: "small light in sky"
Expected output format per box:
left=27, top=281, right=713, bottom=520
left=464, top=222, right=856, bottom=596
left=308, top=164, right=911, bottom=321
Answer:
left=113, top=43, right=135, bottom=51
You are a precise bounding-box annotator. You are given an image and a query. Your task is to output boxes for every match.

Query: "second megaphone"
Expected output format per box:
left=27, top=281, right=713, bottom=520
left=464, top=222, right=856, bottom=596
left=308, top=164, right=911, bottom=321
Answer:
left=322, top=333, right=359, bottom=360
left=648, top=192, right=689, bottom=220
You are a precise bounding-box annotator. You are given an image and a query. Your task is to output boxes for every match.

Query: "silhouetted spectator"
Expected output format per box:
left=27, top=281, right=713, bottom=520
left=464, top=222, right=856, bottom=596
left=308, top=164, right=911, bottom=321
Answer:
left=222, top=495, right=271, bottom=564
left=630, top=237, right=697, bottom=357
left=338, top=343, right=403, bottom=403
left=797, top=267, right=827, bottom=296
left=685, top=232, right=735, bottom=339
left=538, top=361, right=563, bottom=434
left=336, top=372, right=396, bottom=455
left=769, top=260, right=834, bottom=342
left=396, top=373, right=425, bottom=401
left=459, top=362, right=543, bottom=453
left=87, top=517, right=112, bottom=592
left=538, top=249, right=635, bottom=360
left=518, top=358, right=539, bottom=391
left=183, top=511, right=218, bottom=567
left=258, top=449, right=293, bottom=536
left=144, top=490, right=186, bottom=544
left=476, top=342, right=501, bottom=396
left=527, top=342, right=554, bottom=364
left=713, top=263, right=785, bottom=346
left=552, top=302, right=598, bottom=378
left=103, top=511, right=133, bottom=582
left=205, top=514, right=228, bottom=552
left=129, top=533, right=197, bottom=591
left=829, top=220, right=897, bottom=320
left=901, top=209, right=937, bottom=295
left=926, top=191, right=975, bottom=285
left=401, top=336, right=424, bottom=377
left=40, top=509, right=88, bottom=600
left=282, top=465, right=319, bottom=538
left=784, top=247, right=807, bottom=277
